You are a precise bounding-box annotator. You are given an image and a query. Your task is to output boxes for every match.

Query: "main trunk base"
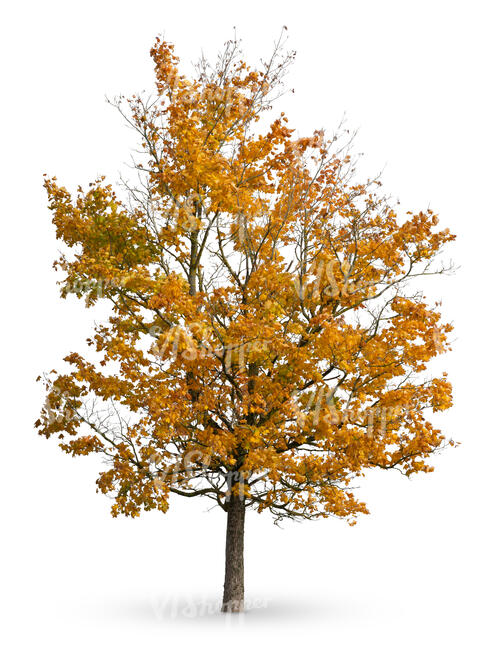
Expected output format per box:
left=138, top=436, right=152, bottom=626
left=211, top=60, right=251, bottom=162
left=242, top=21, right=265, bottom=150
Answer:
left=221, top=493, right=245, bottom=614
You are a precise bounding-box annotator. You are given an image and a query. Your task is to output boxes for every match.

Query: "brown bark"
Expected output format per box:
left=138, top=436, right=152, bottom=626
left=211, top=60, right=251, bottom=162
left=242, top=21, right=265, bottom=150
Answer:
left=221, top=493, right=245, bottom=612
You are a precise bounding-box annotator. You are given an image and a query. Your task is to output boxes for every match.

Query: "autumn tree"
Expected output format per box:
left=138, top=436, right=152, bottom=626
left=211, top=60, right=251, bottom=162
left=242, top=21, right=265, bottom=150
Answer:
left=36, top=31, right=455, bottom=613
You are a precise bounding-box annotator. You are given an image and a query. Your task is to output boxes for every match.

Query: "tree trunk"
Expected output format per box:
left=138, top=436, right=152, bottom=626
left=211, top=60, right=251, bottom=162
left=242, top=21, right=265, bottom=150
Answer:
left=221, top=493, right=245, bottom=612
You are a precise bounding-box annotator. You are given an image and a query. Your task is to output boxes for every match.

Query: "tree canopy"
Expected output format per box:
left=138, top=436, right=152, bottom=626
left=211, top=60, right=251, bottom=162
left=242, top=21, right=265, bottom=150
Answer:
left=36, top=32, right=454, bottom=528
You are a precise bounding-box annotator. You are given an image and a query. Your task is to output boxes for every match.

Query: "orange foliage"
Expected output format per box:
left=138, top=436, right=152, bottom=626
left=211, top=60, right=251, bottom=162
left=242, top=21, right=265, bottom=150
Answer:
left=36, top=34, right=455, bottom=524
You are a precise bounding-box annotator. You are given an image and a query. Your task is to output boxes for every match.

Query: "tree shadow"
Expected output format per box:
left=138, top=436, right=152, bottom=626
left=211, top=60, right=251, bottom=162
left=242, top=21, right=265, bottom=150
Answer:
left=70, top=591, right=374, bottom=625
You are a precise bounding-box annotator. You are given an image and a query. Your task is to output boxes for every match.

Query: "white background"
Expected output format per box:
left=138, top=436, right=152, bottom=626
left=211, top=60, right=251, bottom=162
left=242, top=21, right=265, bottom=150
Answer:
left=1, top=1, right=492, bottom=648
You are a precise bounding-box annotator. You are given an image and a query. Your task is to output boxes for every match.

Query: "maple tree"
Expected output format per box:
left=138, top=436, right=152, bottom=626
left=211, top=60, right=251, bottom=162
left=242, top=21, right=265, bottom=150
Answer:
left=36, top=32, right=455, bottom=613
